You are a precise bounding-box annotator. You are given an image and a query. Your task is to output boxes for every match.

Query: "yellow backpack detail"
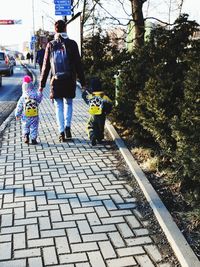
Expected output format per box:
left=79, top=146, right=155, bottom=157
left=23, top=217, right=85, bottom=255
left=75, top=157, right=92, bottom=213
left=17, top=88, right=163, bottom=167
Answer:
left=24, top=98, right=38, bottom=117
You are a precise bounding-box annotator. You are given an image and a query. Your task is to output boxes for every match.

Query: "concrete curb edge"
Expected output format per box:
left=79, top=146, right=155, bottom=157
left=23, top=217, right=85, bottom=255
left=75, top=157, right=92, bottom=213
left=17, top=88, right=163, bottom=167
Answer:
left=105, top=120, right=200, bottom=267
left=0, top=111, right=15, bottom=137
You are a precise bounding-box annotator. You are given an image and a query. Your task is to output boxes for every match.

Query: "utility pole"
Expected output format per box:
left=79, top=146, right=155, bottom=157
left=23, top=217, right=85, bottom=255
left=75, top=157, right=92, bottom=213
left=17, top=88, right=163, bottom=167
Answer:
left=32, top=0, right=36, bottom=68
left=71, top=0, right=74, bottom=17
left=42, top=16, right=44, bottom=31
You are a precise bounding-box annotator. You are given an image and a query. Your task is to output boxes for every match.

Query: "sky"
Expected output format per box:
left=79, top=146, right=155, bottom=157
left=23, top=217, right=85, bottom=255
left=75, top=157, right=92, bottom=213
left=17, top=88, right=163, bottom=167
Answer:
left=0, top=0, right=200, bottom=52
left=0, top=0, right=56, bottom=51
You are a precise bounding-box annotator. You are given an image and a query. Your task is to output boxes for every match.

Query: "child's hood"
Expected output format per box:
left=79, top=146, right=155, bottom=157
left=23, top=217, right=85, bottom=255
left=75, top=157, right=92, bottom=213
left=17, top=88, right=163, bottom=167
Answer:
left=22, top=82, right=37, bottom=98
left=22, top=76, right=37, bottom=98
left=92, top=91, right=104, bottom=98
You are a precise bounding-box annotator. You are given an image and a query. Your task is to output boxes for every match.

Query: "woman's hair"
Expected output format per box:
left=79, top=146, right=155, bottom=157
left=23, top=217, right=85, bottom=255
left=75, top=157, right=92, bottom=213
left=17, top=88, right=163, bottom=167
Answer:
left=54, top=20, right=66, bottom=33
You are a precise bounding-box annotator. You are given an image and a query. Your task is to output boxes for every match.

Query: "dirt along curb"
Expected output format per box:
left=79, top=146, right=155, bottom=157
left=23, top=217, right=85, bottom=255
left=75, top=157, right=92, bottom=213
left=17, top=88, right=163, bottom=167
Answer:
left=106, top=120, right=200, bottom=267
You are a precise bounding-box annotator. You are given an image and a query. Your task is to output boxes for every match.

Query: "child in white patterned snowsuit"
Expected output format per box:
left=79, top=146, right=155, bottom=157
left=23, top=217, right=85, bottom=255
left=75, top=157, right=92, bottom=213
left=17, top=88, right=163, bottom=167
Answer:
left=15, top=75, right=43, bottom=144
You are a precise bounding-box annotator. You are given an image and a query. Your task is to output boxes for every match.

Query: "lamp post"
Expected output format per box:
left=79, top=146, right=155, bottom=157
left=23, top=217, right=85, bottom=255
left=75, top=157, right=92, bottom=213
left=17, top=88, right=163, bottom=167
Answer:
left=32, top=0, right=36, bottom=68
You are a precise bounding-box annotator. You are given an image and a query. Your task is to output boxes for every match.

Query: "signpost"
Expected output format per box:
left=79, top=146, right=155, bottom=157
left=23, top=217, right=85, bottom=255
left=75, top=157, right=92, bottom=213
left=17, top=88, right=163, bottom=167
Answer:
left=31, top=36, right=37, bottom=42
left=54, top=0, right=71, bottom=4
left=54, top=0, right=72, bottom=16
left=0, top=20, right=22, bottom=25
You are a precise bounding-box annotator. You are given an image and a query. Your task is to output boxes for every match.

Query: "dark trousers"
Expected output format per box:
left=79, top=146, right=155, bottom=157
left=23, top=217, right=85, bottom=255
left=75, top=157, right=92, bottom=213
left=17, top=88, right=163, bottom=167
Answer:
left=87, top=114, right=106, bottom=141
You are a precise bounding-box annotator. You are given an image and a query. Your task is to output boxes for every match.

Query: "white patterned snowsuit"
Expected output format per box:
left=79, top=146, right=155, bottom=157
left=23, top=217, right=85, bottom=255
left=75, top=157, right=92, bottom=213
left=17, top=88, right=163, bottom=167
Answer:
left=15, top=81, right=43, bottom=140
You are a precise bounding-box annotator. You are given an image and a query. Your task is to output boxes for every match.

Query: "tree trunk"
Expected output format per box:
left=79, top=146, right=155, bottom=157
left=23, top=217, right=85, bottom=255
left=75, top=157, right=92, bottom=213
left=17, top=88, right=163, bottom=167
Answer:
left=80, top=0, right=87, bottom=55
left=130, top=0, right=146, bottom=48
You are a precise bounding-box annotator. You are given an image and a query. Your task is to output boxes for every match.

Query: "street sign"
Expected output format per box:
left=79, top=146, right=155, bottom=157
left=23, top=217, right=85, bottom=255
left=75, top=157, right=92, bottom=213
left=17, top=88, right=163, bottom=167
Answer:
left=0, top=20, right=22, bottom=25
left=54, top=0, right=71, bottom=4
left=55, top=10, right=71, bottom=16
left=54, top=0, right=71, bottom=15
left=31, top=36, right=36, bottom=42
left=55, top=5, right=71, bottom=10
left=30, top=42, right=34, bottom=50
left=0, top=20, right=14, bottom=25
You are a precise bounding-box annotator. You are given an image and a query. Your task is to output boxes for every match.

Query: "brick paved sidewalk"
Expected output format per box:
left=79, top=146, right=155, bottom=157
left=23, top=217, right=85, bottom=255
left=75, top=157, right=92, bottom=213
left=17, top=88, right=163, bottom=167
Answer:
left=0, top=77, right=176, bottom=267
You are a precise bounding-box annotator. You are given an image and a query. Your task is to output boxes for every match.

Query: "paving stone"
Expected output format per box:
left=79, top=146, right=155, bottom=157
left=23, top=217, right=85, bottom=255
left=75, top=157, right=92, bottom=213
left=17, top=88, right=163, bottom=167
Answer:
left=1, top=213, right=13, bottom=227
left=117, top=246, right=145, bottom=256
left=82, top=233, right=108, bottom=242
left=0, top=242, right=11, bottom=260
left=28, top=257, right=43, bottom=267
left=43, top=246, right=58, bottom=265
left=55, top=236, right=70, bottom=254
left=28, top=238, right=54, bottom=248
left=144, top=244, right=163, bottom=263
left=126, top=236, right=153, bottom=246
left=14, top=248, right=41, bottom=258
left=88, top=251, right=106, bottom=267
left=98, top=241, right=117, bottom=259
left=135, top=254, right=155, bottom=267
left=27, top=224, right=39, bottom=239
left=41, top=229, right=66, bottom=238
left=108, top=232, right=125, bottom=248
left=39, top=216, right=51, bottom=230
left=117, top=223, right=135, bottom=238
left=107, top=256, right=137, bottom=267
left=60, top=253, right=87, bottom=264
left=71, top=242, right=98, bottom=253
left=0, top=259, right=26, bottom=267
left=14, top=233, right=26, bottom=249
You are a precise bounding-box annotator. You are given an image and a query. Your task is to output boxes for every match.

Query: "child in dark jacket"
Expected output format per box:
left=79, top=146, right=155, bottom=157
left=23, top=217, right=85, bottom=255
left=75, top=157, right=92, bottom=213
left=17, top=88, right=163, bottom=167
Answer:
left=82, top=77, right=112, bottom=146
left=15, top=75, right=43, bottom=144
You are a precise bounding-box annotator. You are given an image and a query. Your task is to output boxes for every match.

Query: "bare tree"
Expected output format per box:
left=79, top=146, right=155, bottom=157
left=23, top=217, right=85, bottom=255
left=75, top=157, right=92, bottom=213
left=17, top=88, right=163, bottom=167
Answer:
left=73, top=0, right=186, bottom=50
left=130, top=0, right=147, bottom=47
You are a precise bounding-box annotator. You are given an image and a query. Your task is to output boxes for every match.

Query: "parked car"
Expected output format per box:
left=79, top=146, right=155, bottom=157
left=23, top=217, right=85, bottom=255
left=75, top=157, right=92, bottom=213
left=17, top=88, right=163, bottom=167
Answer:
left=0, top=51, right=14, bottom=76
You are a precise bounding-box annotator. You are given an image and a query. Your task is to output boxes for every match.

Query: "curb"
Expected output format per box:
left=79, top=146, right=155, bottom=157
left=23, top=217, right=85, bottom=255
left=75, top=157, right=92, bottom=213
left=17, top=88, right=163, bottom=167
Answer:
left=106, top=120, right=200, bottom=267
left=0, top=111, right=15, bottom=137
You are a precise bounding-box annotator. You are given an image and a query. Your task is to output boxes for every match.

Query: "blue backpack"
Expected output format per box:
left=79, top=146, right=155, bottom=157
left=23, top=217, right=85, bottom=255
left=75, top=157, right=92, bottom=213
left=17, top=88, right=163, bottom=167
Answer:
left=50, top=38, right=71, bottom=80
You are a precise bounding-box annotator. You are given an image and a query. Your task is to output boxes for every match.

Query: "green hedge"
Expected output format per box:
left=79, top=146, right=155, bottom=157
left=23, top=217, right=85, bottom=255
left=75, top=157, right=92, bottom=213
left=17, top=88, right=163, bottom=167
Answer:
left=82, top=16, right=200, bottom=201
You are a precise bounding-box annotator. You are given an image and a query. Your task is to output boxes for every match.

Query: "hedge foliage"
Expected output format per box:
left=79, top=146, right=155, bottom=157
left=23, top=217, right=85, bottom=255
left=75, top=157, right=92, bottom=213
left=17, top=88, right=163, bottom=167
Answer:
left=82, top=15, right=200, bottom=202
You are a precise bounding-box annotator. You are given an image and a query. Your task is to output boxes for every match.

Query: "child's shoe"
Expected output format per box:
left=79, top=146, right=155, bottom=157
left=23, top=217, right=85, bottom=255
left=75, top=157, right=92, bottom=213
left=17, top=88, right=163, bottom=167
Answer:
left=59, top=132, right=65, bottom=142
left=31, top=139, right=38, bottom=145
left=91, top=136, right=96, bottom=146
left=97, top=138, right=103, bottom=144
left=24, top=134, right=29, bottom=144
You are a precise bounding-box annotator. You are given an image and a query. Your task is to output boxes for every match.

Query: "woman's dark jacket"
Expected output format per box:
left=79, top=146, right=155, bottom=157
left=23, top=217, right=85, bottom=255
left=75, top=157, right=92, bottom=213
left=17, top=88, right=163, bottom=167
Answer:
left=40, top=36, right=85, bottom=99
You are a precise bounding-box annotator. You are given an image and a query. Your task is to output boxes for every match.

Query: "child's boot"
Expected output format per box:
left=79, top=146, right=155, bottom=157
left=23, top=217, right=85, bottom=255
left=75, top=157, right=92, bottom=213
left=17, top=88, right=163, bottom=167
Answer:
left=24, top=134, right=29, bottom=144
left=91, top=136, right=96, bottom=146
left=31, top=139, right=38, bottom=145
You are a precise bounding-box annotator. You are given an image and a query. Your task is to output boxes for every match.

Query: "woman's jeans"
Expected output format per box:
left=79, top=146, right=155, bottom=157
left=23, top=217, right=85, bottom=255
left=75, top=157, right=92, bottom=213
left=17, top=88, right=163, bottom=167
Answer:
left=54, top=98, right=73, bottom=133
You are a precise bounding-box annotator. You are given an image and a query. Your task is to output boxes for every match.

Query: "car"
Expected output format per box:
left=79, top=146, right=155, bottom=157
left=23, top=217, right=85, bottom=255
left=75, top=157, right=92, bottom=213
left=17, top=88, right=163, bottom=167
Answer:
left=0, top=51, right=14, bottom=76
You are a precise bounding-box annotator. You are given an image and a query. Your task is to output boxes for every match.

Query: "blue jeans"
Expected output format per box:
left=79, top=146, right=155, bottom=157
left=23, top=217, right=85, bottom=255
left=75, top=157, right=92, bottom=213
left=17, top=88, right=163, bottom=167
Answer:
left=54, top=98, right=73, bottom=133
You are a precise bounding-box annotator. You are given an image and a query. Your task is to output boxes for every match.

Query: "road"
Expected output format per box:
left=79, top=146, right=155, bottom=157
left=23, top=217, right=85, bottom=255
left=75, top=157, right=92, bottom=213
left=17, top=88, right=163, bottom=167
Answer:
left=0, top=63, right=27, bottom=126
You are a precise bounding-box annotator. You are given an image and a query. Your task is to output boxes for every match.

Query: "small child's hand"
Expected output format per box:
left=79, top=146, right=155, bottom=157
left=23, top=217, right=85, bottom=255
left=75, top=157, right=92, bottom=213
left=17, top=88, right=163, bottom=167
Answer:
left=81, top=86, right=86, bottom=91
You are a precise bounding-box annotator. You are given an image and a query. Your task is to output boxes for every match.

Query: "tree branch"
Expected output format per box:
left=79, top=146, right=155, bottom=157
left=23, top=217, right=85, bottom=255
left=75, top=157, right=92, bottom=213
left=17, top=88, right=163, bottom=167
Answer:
left=144, top=16, right=175, bottom=26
